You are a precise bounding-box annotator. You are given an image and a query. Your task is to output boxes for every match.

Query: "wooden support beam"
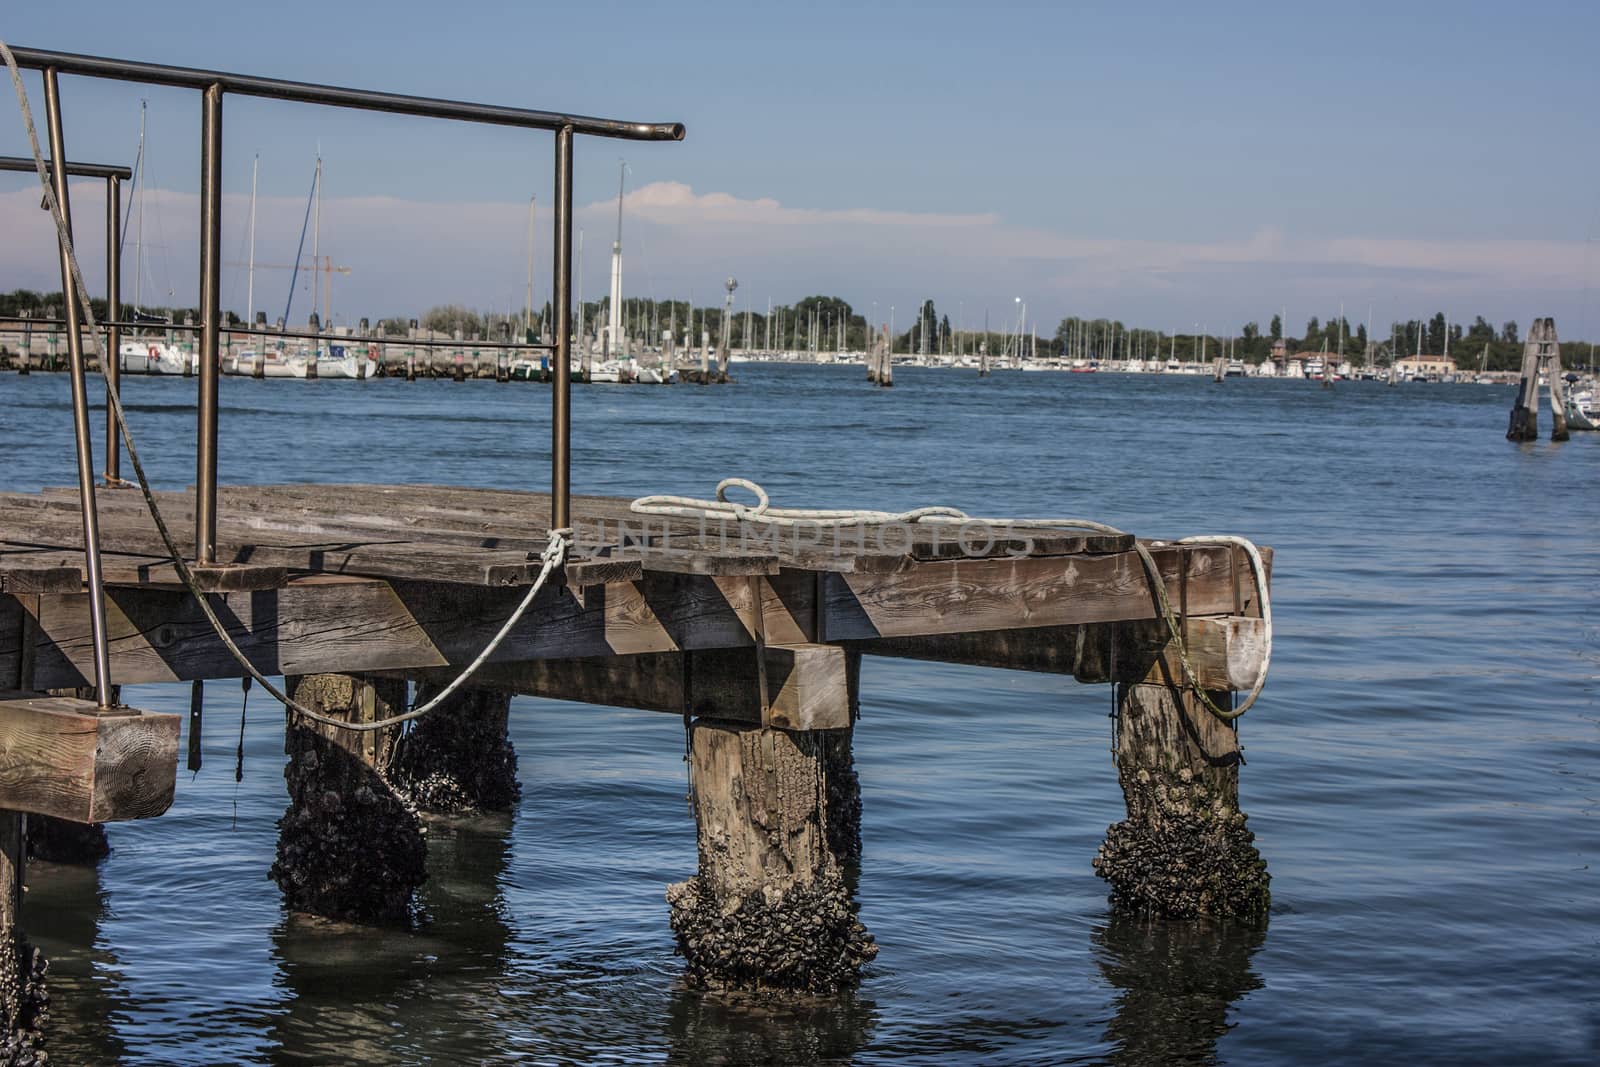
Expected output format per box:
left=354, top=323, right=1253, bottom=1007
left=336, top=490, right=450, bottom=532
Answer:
left=0, top=690, right=180, bottom=823
left=821, top=544, right=1264, bottom=639
left=848, top=616, right=1266, bottom=691
left=6, top=545, right=1261, bottom=691
left=408, top=643, right=855, bottom=731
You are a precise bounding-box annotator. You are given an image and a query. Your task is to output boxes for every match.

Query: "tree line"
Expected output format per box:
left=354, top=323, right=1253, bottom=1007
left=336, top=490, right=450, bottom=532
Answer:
left=1051, top=311, right=1595, bottom=372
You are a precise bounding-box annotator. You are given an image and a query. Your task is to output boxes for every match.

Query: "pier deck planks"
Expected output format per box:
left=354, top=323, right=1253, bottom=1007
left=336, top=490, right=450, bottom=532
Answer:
left=0, top=484, right=1269, bottom=692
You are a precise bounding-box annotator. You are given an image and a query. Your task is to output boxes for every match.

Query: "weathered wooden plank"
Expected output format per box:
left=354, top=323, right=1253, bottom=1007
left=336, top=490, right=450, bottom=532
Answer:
left=821, top=544, right=1254, bottom=640
left=15, top=568, right=817, bottom=688
left=13, top=542, right=1259, bottom=689
left=0, top=566, right=80, bottom=594
left=0, top=505, right=560, bottom=586
left=0, top=690, right=180, bottom=822
left=201, top=484, right=1134, bottom=563
left=410, top=643, right=853, bottom=730
left=846, top=616, right=1265, bottom=691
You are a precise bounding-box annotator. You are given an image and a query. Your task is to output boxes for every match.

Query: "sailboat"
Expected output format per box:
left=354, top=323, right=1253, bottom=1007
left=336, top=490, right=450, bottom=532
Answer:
left=116, top=105, right=188, bottom=376
left=228, top=155, right=302, bottom=378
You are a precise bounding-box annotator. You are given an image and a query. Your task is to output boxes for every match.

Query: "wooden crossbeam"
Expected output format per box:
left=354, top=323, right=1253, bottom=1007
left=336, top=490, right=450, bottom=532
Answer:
left=0, top=690, right=180, bottom=823
left=407, top=643, right=855, bottom=731
left=3, top=543, right=1259, bottom=690
left=850, top=616, right=1267, bottom=691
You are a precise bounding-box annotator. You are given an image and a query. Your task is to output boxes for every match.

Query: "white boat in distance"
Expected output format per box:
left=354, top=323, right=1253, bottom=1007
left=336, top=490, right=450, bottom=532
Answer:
left=119, top=339, right=189, bottom=375
left=1565, top=388, right=1598, bottom=431
left=315, top=344, right=375, bottom=379
left=227, top=348, right=309, bottom=378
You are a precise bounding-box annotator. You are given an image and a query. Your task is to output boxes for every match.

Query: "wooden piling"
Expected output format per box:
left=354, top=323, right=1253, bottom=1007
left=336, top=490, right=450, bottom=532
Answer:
left=667, top=719, right=875, bottom=993
left=1093, top=681, right=1268, bottom=919
left=270, top=674, right=425, bottom=923
left=388, top=684, right=519, bottom=815
left=1543, top=319, right=1569, bottom=441
left=1507, top=318, right=1554, bottom=441
left=0, top=811, right=46, bottom=1064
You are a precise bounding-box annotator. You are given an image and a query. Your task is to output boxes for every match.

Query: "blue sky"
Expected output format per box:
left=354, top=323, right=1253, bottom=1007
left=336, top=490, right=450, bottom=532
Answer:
left=3, top=0, right=1598, bottom=338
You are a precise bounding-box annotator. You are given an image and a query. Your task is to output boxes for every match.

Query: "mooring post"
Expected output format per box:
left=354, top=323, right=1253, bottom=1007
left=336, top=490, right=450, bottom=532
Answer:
left=1506, top=319, right=1546, bottom=441
left=1542, top=318, right=1569, bottom=441
left=1094, top=681, right=1269, bottom=919
left=0, top=812, right=47, bottom=1063
left=667, top=718, right=875, bottom=993
left=270, top=674, right=425, bottom=922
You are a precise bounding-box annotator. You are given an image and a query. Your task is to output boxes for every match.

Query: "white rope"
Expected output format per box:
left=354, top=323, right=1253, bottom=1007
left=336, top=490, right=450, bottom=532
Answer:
left=633, top=480, right=1272, bottom=719
left=3, top=37, right=569, bottom=733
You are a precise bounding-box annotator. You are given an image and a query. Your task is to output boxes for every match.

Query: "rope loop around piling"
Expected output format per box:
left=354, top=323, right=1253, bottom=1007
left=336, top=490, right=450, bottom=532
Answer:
left=632, top=481, right=1273, bottom=720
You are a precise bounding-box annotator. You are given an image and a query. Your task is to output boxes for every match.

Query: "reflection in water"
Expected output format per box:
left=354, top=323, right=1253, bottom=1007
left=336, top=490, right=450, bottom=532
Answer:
left=665, top=985, right=876, bottom=1066
left=267, top=813, right=516, bottom=1063
left=1093, top=913, right=1266, bottom=1066
left=22, top=860, right=128, bottom=1066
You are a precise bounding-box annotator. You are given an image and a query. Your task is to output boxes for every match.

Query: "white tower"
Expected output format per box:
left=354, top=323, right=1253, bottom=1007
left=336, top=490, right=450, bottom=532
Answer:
left=607, top=161, right=625, bottom=357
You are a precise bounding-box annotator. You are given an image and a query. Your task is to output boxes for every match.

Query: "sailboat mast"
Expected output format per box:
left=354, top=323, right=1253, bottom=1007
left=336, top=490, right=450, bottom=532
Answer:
left=311, top=155, right=322, bottom=325
left=526, top=195, right=536, bottom=337
left=134, top=101, right=145, bottom=311
left=247, top=154, right=258, bottom=325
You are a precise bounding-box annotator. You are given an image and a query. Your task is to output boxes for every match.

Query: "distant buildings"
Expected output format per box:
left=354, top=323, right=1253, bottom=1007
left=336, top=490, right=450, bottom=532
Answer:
left=1393, top=353, right=1455, bottom=379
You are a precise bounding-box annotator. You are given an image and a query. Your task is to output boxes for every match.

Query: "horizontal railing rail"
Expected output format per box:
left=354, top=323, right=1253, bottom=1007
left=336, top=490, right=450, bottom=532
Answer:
left=0, top=316, right=558, bottom=351
left=6, top=47, right=685, bottom=142
left=0, top=154, right=131, bottom=179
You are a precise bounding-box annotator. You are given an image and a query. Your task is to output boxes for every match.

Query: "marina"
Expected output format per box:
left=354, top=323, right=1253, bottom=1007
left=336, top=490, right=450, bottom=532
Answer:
left=0, top=16, right=1596, bottom=1067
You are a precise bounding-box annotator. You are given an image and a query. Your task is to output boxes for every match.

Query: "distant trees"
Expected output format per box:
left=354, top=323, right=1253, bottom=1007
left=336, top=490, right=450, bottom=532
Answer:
left=421, top=304, right=483, bottom=336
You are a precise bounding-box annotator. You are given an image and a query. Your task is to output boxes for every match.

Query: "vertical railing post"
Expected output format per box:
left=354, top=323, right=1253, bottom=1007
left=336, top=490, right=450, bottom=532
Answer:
left=105, top=172, right=122, bottom=484
left=551, top=125, right=574, bottom=531
left=196, top=83, right=223, bottom=563
left=43, top=68, right=114, bottom=708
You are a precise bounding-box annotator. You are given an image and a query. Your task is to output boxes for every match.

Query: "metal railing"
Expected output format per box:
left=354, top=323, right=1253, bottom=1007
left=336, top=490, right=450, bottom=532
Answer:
left=6, top=45, right=685, bottom=707
left=0, top=155, right=129, bottom=483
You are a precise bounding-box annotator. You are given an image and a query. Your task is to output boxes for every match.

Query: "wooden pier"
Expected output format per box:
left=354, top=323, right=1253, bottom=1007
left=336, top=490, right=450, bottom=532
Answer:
left=0, top=482, right=1272, bottom=998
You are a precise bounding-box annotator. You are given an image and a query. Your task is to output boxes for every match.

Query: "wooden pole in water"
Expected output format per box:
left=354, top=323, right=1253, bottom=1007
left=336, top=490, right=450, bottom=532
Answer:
left=1544, top=319, right=1569, bottom=441
left=0, top=811, right=45, bottom=1059
left=1506, top=319, right=1546, bottom=440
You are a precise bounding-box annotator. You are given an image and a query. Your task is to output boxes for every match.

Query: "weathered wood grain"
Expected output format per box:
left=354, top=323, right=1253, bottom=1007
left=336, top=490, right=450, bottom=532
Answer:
left=847, top=616, right=1264, bottom=691
left=411, top=643, right=853, bottom=730
left=0, top=690, right=180, bottom=822
left=821, top=544, right=1250, bottom=640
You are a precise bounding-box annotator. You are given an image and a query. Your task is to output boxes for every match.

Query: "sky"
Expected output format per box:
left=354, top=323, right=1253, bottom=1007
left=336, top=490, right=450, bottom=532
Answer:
left=3, top=0, right=1599, bottom=339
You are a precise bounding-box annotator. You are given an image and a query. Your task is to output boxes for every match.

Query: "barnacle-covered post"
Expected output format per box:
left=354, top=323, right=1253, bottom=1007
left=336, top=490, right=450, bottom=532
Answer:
left=271, top=674, right=425, bottom=922
left=1093, top=681, right=1269, bottom=919
left=667, top=719, right=875, bottom=993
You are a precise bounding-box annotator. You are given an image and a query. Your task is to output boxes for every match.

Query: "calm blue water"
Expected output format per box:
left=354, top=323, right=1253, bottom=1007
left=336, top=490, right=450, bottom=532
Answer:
left=1, top=366, right=1596, bottom=1065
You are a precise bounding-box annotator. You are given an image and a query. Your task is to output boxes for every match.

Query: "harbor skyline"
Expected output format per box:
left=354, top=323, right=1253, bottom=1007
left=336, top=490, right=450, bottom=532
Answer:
left=1, top=1, right=1597, bottom=336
